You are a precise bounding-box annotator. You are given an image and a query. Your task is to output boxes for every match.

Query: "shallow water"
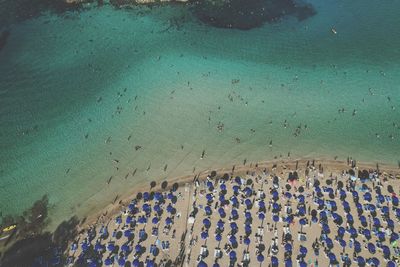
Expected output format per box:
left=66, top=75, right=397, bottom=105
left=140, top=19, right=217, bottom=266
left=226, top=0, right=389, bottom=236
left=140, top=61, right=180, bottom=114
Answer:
left=0, top=0, right=399, bottom=227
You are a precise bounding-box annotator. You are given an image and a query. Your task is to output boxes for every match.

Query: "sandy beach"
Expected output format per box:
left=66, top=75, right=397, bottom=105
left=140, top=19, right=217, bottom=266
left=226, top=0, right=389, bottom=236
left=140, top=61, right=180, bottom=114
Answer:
left=66, top=159, right=400, bottom=266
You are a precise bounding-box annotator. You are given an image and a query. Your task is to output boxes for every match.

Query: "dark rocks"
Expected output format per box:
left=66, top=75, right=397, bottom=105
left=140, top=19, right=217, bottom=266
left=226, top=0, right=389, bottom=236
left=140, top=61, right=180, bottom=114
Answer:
left=192, top=0, right=316, bottom=30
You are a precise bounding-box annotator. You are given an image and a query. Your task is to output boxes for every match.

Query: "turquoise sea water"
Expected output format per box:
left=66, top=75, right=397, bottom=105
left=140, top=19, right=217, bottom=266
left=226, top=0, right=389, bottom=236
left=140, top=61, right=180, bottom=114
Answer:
left=0, top=0, right=399, bottom=228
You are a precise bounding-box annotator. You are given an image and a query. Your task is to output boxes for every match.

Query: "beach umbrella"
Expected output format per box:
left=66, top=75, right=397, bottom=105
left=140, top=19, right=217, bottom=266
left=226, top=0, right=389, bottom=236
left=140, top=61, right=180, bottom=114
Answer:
left=284, top=192, right=292, bottom=199
left=257, top=254, right=264, bottom=263
left=107, top=243, right=115, bottom=252
left=153, top=204, right=161, bottom=213
left=377, top=194, right=385, bottom=204
left=232, top=185, right=240, bottom=194
left=387, top=218, right=395, bottom=229
left=367, top=243, right=376, bottom=254
left=231, top=209, right=238, bottom=218
left=138, top=216, right=147, bottom=224
left=387, top=261, right=396, bottom=267
left=235, top=176, right=242, bottom=185
left=299, top=246, right=307, bottom=256
left=364, top=192, right=372, bottom=202
left=244, top=187, right=252, bottom=197
left=231, top=196, right=239, bottom=206
left=154, top=192, right=163, bottom=201
left=285, top=258, right=293, bottom=267
left=218, top=207, right=226, bottom=217
left=198, top=260, right=207, bottom=267
left=285, top=214, right=293, bottom=224
left=167, top=203, right=174, bottom=213
left=245, top=199, right=252, bottom=207
left=272, top=190, right=279, bottom=200
left=217, top=219, right=224, bottom=229
left=115, top=216, right=122, bottom=224
left=357, top=256, right=365, bottom=266
left=203, top=218, right=211, bottom=228
left=369, top=257, right=380, bottom=266
left=215, top=234, right=222, bottom=242
left=165, top=217, right=172, bottom=225
left=126, top=216, right=133, bottom=224
left=377, top=231, right=385, bottom=242
left=245, top=225, right=252, bottom=235
left=152, top=217, right=159, bottom=224
left=390, top=232, right=399, bottom=244
left=81, top=242, right=89, bottom=252
left=146, top=259, right=155, bottom=267
left=271, top=256, right=278, bottom=266
left=213, top=263, right=220, bottom=267
left=272, top=214, right=280, bottom=223
left=354, top=240, right=361, bottom=253
left=118, top=257, right=126, bottom=267
left=346, top=214, right=354, bottom=225
left=349, top=227, right=358, bottom=238
left=284, top=243, right=292, bottom=252
left=373, top=217, right=381, bottom=227
left=325, top=238, right=333, bottom=249
left=328, top=252, right=337, bottom=264
left=205, top=206, right=212, bottom=215
left=382, top=245, right=391, bottom=258
left=121, top=244, right=130, bottom=252
left=135, top=244, right=142, bottom=253
left=392, top=196, right=399, bottom=206
left=229, top=235, right=237, bottom=245
left=104, top=258, right=113, bottom=266
left=298, top=195, right=305, bottom=203
left=207, top=180, right=213, bottom=188
left=124, top=229, right=132, bottom=238
left=258, top=212, right=265, bottom=220
left=95, top=242, right=103, bottom=252
left=230, top=222, right=238, bottom=230
left=299, top=218, right=307, bottom=226
left=201, top=231, right=209, bottom=240
left=229, top=250, right=237, bottom=260
left=70, top=243, right=78, bottom=251
left=338, top=227, right=345, bottom=237
left=363, top=229, right=371, bottom=240
left=220, top=183, right=227, bottom=191
left=128, top=203, right=136, bottom=211
left=339, top=239, right=346, bottom=249
left=244, top=236, right=250, bottom=245
left=382, top=206, right=390, bottom=215
left=245, top=211, right=252, bottom=219
left=128, top=259, right=138, bottom=267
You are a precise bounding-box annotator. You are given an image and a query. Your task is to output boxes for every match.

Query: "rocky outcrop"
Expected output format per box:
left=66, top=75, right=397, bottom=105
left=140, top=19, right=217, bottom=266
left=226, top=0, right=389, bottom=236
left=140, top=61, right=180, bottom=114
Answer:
left=192, top=0, right=316, bottom=30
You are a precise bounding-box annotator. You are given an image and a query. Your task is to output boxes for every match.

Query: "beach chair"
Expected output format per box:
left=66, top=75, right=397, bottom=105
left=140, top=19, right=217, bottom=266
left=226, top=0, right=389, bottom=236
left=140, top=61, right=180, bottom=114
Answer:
left=214, top=247, right=222, bottom=259
left=200, top=245, right=208, bottom=257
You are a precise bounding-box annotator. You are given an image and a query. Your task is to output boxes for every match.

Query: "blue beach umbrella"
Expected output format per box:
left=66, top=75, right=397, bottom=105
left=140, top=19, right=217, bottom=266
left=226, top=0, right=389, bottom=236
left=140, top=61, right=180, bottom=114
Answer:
left=205, top=206, right=212, bottom=215
left=152, top=217, right=159, bottom=224
left=285, top=258, right=293, bottom=267
left=230, top=222, right=238, bottom=230
left=81, top=242, right=89, bottom=252
left=299, top=246, right=307, bottom=256
left=124, top=229, right=132, bottom=237
left=273, top=214, right=279, bottom=222
left=165, top=217, right=172, bottom=225
left=220, top=183, right=226, bottom=191
left=271, top=256, right=278, bottom=266
left=229, top=235, right=237, bottom=245
left=258, top=212, right=265, bottom=220
left=244, top=236, right=250, bottom=245
left=203, top=218, right=211, bottom=228
left=95, top=242, right=103, bottom=252
left=121, top=244, right=130, bottom=252
left=245, top=211, right=252, bottom=219
left=217, top=219, right=224, bottom=229
left=132, top=259, right=140, bottom=267
left=104, top=258, right=113, bottom=266
left=284, top=243, right=292, bottom=252
left=201, top=231, right=209, bottom=240
left=215, top=234, right=222, bottom=242
left=387, top=261, right=396, bottom=267
left=107, top=242, right=115, bottom=252
left=198, top=260, right=207, bottom=267
left=367, top=243, right=376, bottom=254
left=257, top=254, right=264, bottom=263
left=229, top=250, right=236, bottom=260
left=118, top=257, right=126, bottom=267
left=213, top=263, right=220, bottom=267
left=146, top=259, right=155, bottom=267
left=357, top=256, right=365, bottom=266
left=245, top=199, right=252, bottom=207
left=126, top=216, right=132, bottom=224
left=135, top=244, right=142, bottom=253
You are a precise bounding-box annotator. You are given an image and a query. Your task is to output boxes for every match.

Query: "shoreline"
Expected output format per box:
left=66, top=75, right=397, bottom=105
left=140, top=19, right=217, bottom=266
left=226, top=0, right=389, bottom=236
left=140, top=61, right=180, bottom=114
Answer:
left=78, top=157, right=400, bottom=232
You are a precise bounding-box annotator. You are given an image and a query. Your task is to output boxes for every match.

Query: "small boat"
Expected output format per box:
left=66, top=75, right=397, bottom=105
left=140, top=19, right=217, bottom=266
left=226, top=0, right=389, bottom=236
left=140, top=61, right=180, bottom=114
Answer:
left=331, top=28, right=337, bottom=34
